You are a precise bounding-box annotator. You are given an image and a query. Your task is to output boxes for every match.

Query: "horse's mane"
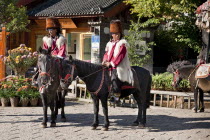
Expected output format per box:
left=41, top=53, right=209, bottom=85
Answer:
left=74, top=59, right=103, bottom=73
left=178, top=64, right=195, bottom=73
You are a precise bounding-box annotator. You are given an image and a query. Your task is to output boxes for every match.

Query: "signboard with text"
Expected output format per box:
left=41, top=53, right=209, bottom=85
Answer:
left=91, top=35, right=100, bottom=63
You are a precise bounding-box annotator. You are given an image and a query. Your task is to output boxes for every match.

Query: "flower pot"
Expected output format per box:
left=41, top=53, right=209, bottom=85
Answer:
left=20, top=98, right=29, bottom=107
left=30, top=98, right=38, bottom=106
left=1, top=98, right=9, bottom=107
left=10, top=97, right=19, bottom=107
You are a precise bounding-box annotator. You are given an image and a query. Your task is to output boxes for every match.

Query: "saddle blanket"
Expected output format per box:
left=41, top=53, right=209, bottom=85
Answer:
left=121, top=85, right=134, bottom=90
left=195, top=64, right=210, bottom=78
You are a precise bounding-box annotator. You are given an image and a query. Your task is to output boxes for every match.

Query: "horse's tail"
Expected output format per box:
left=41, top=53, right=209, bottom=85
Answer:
left=146, top=74, right=152, bottom=108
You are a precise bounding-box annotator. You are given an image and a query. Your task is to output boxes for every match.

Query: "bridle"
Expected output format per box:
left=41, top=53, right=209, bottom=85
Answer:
left=61, top=64, right=76, bottom=84
left=173, top=69, right=180, bottom=84
left=38, top=55, right=54, bottom=92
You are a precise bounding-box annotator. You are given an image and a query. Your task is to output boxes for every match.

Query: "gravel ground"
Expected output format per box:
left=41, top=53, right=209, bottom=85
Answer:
left=0, top=101, right=209, bottom=140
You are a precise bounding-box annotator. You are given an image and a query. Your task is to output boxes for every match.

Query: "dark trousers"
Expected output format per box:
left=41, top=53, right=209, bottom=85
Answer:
left=110, top=69, right=122, bottom=93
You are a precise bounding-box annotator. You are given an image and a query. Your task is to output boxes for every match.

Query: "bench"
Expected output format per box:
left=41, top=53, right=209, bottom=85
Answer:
left=68, top=80, right=89, bottom=99
left=151, top=90, right=192, bottom=109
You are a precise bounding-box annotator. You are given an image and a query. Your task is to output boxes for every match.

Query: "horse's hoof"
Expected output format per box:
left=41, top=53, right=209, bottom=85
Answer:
left=91, top=126, right=97, bottom=130
left=40, top=123, right=47, bottom=128
left=50, top=123, right=56, bottom=127
left=132, top=121, right=139, bottom=126
left=199, top=108, right=205, bottom=112
left=61, top=118, right=66, bottom=122
left=138, top=124, right=145, bottom=128
left=102, top=127, right=108, bottom=131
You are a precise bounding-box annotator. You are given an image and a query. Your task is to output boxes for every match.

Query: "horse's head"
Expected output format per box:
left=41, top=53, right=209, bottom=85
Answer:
left=60, top=55, right=78, bottom=89
left=37, top=47, right=53, bottom=86
left=172, top=69, right=182, bottom=88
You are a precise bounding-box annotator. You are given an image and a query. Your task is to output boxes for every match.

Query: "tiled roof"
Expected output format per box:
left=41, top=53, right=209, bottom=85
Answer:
left=28, top=0, right=123, bottom=17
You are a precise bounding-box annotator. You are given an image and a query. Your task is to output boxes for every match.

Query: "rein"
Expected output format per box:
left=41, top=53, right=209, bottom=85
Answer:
left=80, top=67, right=107, bottom=79
left=87, top=68, right=105, bottom=95
left=77, top=67, right=107, bottom=95
left=187, top=65, right=200, bottom=80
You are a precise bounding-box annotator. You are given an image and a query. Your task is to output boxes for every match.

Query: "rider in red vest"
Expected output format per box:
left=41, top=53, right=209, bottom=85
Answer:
left=32, top=17, right=67, bottom=85
left=102, top=20, right=133, bottom=102
left=43, top=17, right=67, bottom=58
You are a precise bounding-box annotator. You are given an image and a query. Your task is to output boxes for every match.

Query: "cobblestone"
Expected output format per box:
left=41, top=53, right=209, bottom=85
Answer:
left=0, top=101, right=209, bottom=140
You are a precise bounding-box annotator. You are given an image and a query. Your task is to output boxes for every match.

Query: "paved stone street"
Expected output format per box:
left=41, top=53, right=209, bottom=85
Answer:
left=0, top=101, right=210, bottom=140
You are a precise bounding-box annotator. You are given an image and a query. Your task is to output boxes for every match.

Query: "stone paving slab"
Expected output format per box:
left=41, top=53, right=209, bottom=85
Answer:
left=0, top=101, right=210, bottom=140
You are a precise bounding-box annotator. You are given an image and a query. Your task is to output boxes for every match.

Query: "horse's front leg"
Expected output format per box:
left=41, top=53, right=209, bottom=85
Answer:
left=55, top=92, right=58, bottom=120
left=60, top=90, right=67, bottom=122
left=101, top=95, right=109, bottom=131
left=132, top=92, right=145, bottom=127
left=91, top=94, right=99, bottom=130
left=198, top=89, right=205, bottom=112
left=193, top=89, right=199, bottom=113
left=50, top=99, right=56, bottom=127
left=40, top=93, right=48, bottom=128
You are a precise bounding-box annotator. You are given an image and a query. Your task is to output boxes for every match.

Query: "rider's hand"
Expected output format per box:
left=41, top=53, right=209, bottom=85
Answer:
left=104, top=62, right=111, bottom=67
left=102, top=60, right=107, bottom=65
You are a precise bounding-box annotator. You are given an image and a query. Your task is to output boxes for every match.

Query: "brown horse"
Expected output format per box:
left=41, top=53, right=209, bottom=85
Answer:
left=172, top=65, right=207, bottom=112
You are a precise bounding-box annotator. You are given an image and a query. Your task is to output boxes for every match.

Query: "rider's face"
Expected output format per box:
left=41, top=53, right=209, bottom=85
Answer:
left=112, top=33, right=120, bottom=41
left=48, top=28, right=57, bottom=37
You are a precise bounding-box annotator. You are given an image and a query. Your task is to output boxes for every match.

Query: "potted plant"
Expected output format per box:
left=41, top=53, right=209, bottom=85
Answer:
left=0, top=44, right=38, bottom=77
left=28, top=88, right=40, bottom=106
left=9, top=90, right=20, bottom=107
left=0, top=89, right=10, bottom=107
left=17, top=86, right=30, bottom=107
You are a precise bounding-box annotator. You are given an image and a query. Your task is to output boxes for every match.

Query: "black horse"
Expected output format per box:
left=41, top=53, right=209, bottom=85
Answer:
left=172, top=65, right=206, bottom=112
left=37, top=48, right=72, bottom=127
left=67, top=56, right=151, bottom=130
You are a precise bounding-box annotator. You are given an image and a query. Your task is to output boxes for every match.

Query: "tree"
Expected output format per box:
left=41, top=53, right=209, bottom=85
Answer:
left=125, top=20, right=153, bottom=66
left=0, top=0, right=29, bottom=32
left=124, top=0, right=204, bottom=60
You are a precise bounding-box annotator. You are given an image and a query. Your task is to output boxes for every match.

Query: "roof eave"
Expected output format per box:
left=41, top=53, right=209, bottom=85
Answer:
left=28, top=14, right=105, bottom=19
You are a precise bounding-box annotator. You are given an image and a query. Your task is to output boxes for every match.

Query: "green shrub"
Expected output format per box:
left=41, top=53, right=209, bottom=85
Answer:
left=152, top=72, right=190, bottom=92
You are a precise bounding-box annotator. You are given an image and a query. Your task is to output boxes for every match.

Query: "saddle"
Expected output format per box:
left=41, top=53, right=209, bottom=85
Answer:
left=195, top=64, right=210, bottom=80
left=119, top=68, right=140, bottom=91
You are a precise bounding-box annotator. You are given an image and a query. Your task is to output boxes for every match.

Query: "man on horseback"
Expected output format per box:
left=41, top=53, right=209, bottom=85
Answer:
left=102, top=20, right=134, bottom=102
left=32, top=17, right=67, bottom=85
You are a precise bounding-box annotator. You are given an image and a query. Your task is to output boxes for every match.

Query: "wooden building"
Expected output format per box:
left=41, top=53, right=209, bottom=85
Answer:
left=9, top=0, right=132, bottom=63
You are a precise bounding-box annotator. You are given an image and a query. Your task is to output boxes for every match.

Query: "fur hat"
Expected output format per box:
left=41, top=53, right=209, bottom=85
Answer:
left=46, top=17, right=61, bottom=29
left=110, top=20, right=122, bottom=34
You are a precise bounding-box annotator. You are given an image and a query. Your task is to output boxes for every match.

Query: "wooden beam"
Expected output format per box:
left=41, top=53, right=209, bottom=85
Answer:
left=59, top=19, right=77, bottom=28
left=35, top=18, right=77, bottom=29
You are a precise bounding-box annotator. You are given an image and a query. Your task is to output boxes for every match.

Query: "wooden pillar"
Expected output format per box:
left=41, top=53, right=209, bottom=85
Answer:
left=0, top=27, right=6, bottom=79
left=30, top=30, right=36, bottom=51
left=153, top=94, right=156, bottom=106
left=62, top=29, right=66, bottom=37
left=160, top=94, right=163, bottom=107
left=207, top=0, right=210, bottom=63
left=167, top=95, right=170, bottom=108
left=80, top=34, right=84, bottom=60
